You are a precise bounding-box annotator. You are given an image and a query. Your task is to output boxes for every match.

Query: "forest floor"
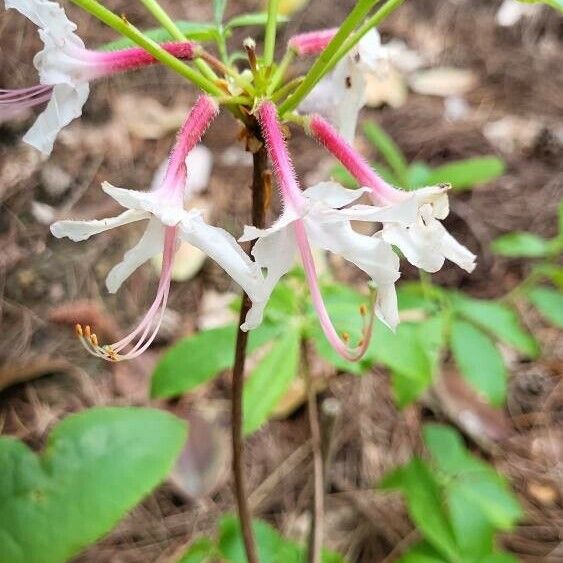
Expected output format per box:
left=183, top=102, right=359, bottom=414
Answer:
left=0, top=0, right=562, bottom=561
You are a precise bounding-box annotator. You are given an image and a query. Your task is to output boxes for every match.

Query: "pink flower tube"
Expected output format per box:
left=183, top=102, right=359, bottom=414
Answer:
left=288, top=28, right=338, bottom=57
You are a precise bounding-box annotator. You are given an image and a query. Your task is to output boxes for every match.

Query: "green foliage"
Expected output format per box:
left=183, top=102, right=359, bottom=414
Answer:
left=243, top=327, right=301, bottom=434
left=491, top=232, right=552, bottom=258
left=0, top=408, right=187, bottom=563
left=178, top=515, right=344, bottom=563
left=332, top=120, right=505, bottom=192
left=450, top=320, right=507, bottom=406
left=518, top=0, right=563, bottom=11
left=151, top=322, right=281, bottom=398
left=382, top=424, right=521, bottom=563
left=528, top=286, right=563, bottom=327
left=213, top=0, right=228, bottom=25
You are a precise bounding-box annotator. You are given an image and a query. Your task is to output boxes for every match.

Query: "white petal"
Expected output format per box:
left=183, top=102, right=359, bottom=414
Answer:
left=357, top=28, right=384, bottom=72
left=242, top=224, right=297, bottom=331
left=50, top=209, right=148, bottom=241
left=239, top=208, right=300, bottom=242
left=375, top=283, right=399, bottom=331
left=102, top=182, right=185, bottom=226
left=437, top=230, right=477, bottom=273
left=306, top=213, right=400, bottom=286
left=303, top=181, right=369, bottom=208
left=186, top=145, right=213, bottom=194
left=413, top=185, right=450, bottom=219
left=332, top=60, right=366, bottom=143
left=6, top=0, right=77, bottom=35
left=382, top=222, right=446, bottom=273
left=180, top=214, right=263, bottom=300
left=344, top=194, right=419, bottom=224
left=23, top=82, right=88, bottom=155
left=106, top=218, right=165, bottom=293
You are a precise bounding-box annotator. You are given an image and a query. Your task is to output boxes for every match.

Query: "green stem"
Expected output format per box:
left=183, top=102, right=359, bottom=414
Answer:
left=279, top=0, right=405, bottom=116
left=137, top=0, right=219, bottom=81
left=267, top=49, right=295, bottom=95
left=264, top=0, right=280, bottom=67
left=271, top=75, right=304, bottom=103
left=70, top=0, right=223, bottom=96
left=278, top=0, right=380, bottom=115
left=333, top=0, right=405, bottom=72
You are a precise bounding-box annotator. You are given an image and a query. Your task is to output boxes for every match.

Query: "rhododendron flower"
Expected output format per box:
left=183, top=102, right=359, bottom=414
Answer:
left=298, top=29, right=386, bottom=142
left=50, top=96, right=262, bottom=361
left=245, top=101, right=400, bottom=361
left=310, top=114, right=477, bottom=273
left=2, top=0, right=195, bottom=154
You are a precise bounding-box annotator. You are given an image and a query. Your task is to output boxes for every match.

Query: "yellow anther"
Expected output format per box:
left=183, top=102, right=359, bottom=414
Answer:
left=342, top=332, right=350, bottom=343
left=359, top=304, right=367, bottom=316
left=75, top=324, right=83, bottom=337
left=84, top=325, right=91, bottom=339
left=90, top=333, right=99, bottom=347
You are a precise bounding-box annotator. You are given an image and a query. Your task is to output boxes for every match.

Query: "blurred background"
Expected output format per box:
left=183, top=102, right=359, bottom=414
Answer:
left=0, top=0, right=561, bottom=561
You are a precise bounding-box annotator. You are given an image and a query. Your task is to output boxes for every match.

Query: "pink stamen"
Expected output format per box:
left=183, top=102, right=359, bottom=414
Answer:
left=309, top=114, right=405, bottom=205
left=256, top=101, right=305, bottom=212
left=257, top=101, right=373, bottom=361
left=288, top=28, right=338, bottom=56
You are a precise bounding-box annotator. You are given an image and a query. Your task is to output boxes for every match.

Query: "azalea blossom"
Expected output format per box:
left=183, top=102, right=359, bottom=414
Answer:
left=309, top=113, right=477, bottom=273
left=242, top=101, right=400, bottom=361
left=50, top=96, right=263, bottom=361
left=2, top=0, right=196, bottom=154
left=297, top=28, right=387, bottom=143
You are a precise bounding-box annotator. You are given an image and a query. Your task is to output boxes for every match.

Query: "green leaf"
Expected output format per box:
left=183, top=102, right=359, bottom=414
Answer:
left=363, top=121, right=409, bottom=183
left=243, top=328, right=301, bottom=435
left=213, top=0, right=227, bottom=26
left=491, top=232, right=551, bottom=258
left=398, top=541, right=448, bottom=563
left=535, top=264, right=563, bottom=288
left=450, top=320, right=507, bottom=406
left=226, top=12, right=289, bottom=29
left=528, top=286, right=563, bottom=327
left=481, top=553, right=519, bottom=563
left=371, top=316, right=445, bottom=407
left=0, top=407, right=186, bottom=563
left=406, top=161, right=433, bottom=188
left=425, top=156, right=505, bottom=191
left=423, top=424, right=469, bottom=475
left=218, top=515, right=343, bottom=563
left=380, top=459, right=460, bottom=561
left=451, top=295, right=539, bottom=358
left=101, top=21, right=218, bottom=50
left=177, top=537, right=218, bottom=563
left=330, top=165, right=359, bottom=188
left=151, top=323, right=280, bottom=398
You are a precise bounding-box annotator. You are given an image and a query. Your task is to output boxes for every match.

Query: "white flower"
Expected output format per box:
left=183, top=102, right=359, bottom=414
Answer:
left=240, top=181, right=401, bottom=332
left=5, top=0, right=90, bottom=154
left=299, top=29, right=387, bottom=142
left=346, top=184, right=477, bottom=273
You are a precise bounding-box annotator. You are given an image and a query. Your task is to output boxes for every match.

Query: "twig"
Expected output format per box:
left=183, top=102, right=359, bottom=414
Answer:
left=303, top=340, right=324, bottom=563
left=231, top=129, right=268, bottom=563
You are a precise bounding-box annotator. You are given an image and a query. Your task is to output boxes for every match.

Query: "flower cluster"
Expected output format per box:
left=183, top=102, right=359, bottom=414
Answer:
left=5, top=2, right=476, bottom=362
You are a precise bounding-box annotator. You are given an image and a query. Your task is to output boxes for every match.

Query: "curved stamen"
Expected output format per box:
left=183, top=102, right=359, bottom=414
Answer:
left=294, top=220, right=375, bottom=361
left=74, top=227, right=176, bottom=362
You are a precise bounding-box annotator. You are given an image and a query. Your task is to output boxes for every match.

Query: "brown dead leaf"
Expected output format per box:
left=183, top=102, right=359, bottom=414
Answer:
left=0, top=356, right=72, bottom=392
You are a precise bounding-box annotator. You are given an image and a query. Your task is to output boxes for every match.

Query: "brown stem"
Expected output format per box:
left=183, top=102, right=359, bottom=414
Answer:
left=231, top=129, right=267, bottom=563
left=302, top=339, right=324, bottom=563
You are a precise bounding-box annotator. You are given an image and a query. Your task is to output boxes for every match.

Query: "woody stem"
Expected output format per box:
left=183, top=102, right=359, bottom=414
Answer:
left=231, top=127, right=267, bottom=563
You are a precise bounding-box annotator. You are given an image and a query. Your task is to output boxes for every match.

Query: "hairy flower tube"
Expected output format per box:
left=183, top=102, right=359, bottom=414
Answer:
left=309, top=114, right=477, bottom=273
left=298, top=28, right=387, bottom=143
left=2, top=0, right=196, bottom=154
left=242, top=101, right=400, bottom=361
left=50, top=96, right=263, bottom=361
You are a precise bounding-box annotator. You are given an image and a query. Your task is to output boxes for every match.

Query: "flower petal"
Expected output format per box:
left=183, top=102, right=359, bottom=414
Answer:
left=50, top=208, right=148, bottom=241
left=105, top=217, right=165, bottom=293
left=239, top=208, right=300, bottom=242
left=375, top=283, right=399, bottom=331
left=437, top=230, right=476, bottom=273
left=180, top=214, right=263, bottom=301
left=303, top=181, right=369, bottom=208
left=241, top=224, right=297, bottom=331
left=22, top=82, right=88, bottom=155
left=356, top=28, right=385, bottom=73
left=6, top=0, right=77, bottom=35
left=102, top=182, right=186, bottom=226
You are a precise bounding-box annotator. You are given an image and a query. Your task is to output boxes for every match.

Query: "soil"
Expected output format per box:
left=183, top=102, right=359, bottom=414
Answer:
left=0, top=1, right=562, bottom=562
